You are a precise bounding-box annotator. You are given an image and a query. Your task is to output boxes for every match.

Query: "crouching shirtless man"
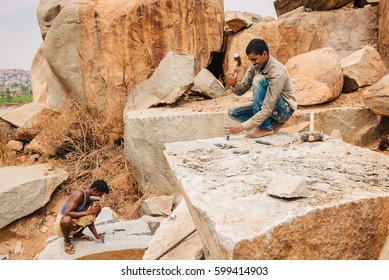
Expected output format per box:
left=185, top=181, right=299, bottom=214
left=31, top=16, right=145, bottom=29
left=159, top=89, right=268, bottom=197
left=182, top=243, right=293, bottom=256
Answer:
left=54, top=179, right=110, bottom=254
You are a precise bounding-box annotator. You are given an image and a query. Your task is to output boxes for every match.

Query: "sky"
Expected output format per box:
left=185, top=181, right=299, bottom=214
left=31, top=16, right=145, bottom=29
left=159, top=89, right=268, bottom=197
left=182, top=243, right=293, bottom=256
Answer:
left=0, top=0, right=277, bottom=70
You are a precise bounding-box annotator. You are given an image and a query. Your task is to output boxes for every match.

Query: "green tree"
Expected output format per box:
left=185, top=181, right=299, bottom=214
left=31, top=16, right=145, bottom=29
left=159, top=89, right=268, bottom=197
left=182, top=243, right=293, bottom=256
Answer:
left=5, top=88, right=12, bottom=102
left=21, top=84, right=27, bottom=94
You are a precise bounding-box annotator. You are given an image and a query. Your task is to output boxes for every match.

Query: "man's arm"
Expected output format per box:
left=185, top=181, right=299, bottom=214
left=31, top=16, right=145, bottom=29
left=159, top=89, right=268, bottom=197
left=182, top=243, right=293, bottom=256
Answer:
left=230, top=65, right=256, bottom=96
left=87, top=222, right=105, bottom=241
left=63, top=190, right=98, bottom=218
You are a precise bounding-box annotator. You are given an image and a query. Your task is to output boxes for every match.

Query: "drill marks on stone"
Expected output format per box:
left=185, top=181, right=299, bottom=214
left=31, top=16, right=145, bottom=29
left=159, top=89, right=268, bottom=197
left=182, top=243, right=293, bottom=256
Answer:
left=165, top=134, right=389, bottom=235
left=168, top=135, right=389, bottom=209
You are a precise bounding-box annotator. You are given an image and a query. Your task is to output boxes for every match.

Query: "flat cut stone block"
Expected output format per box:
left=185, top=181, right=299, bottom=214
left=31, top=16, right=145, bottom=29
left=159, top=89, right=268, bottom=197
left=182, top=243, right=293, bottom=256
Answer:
left=36, top=219, right=152, bottom=260
left=164, top=133, right=389, bottom=259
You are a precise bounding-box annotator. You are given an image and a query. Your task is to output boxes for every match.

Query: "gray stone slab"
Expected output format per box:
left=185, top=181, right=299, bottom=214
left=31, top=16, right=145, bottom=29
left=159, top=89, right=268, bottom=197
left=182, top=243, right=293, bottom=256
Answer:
left=36, top=219, right=152, bottom=260
left=0, top=102, right=46, bottom=128
left=164, top=133, right=389, bottom=259
left=124, top=108, right=236, bottom=194
left=143, top=200, right=201, bottom=260
left=124, top=106, right=382, bottom=196
left=95, top=207, right=117, bottom=226
left=0, top=164, right=68, bottom=229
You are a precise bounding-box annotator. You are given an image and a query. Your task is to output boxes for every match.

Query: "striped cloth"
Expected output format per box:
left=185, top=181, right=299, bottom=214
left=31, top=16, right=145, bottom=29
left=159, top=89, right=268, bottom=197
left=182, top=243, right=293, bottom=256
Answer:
left=54, top=202, right=97, bottom=237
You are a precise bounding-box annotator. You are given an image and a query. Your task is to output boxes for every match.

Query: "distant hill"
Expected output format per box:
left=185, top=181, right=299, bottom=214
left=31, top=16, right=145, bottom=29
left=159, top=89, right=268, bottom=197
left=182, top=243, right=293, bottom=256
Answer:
left=0, top=69, right=31, bottom=87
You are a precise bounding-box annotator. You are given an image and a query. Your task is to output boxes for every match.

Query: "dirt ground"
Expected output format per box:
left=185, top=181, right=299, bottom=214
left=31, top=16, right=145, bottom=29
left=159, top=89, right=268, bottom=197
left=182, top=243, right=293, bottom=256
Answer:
left=0, top=88, right=388, bottom=260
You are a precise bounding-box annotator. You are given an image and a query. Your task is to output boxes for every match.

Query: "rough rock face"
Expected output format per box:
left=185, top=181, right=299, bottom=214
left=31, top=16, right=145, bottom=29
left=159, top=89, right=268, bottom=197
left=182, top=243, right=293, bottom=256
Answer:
left=164, top=134, right=389, bottom=259
left=143, top=200, right=203, bottom=260
left=273, top=0, right=354, bottom=16
left=0, top=118, right=14, bottom=142
left=224, top=11, right=252, bottom=32
left=225, top=6, right=378, bottom=81
left=341, top=46, right=388, bottom=93
left=124, top=109, right=233, bottom=194
left=362, top=74, right=389, bottom=116
left=289, top=108, right=383, bottom=146
left=0, top=103, right=47, bottom=128
left=31, top=43, right=48, bottom=103
left=379, top=0, right=389, bottom=67
left=191, top=68, right=225, bottom=98
left=286, top=47, right=343, bottom=105
left=33, top=0, right=224, bottom=130
left=0, top=164, right=68, bottom=229
left=126, top=52, right=195, bottom=110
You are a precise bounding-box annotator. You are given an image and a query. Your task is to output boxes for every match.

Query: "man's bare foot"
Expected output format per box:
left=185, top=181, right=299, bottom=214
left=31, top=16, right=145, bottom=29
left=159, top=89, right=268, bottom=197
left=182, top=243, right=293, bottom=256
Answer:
left=273, top=123, right=285, bottom=133
left=73, top=234, right=93, bottom=241
left=64, top=240, right=75, bottom=254
left=245, top=128, right=274, bottom=138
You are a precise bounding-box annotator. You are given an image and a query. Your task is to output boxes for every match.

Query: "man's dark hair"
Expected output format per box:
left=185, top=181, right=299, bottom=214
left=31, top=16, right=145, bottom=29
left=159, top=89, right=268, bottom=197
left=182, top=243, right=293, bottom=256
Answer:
left=246, top=39, right=269, bottom=56
left=90, top=179, right=110, bottom=194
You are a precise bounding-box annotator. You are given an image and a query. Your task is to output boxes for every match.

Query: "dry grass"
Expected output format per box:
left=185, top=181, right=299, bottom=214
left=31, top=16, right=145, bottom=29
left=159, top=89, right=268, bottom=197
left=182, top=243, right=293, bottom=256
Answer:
left=1, top=101, right=146, bottom=220
left=48, top=103, right=145, bottom=219
left=0, top=135, right=19, bottom=166
left=0, top=134, right=6, bottom=163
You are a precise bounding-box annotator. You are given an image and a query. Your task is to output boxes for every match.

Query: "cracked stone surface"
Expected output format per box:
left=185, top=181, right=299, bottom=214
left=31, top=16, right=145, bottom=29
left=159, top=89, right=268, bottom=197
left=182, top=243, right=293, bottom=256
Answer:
left=164, top=132, right=389, bottom=259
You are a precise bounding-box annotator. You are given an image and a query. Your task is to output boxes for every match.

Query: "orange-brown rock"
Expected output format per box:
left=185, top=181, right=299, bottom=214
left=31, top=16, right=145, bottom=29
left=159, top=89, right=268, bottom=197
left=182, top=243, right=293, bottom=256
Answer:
left=273, top=0, right=354, bottom=16
left=286, top=47, right=343, bottom=106
left=341, top=45, right=388, bottom=93
left=362, top=74, right=389, bottom=116
left=33, top=0, right=224, bottom=131
left=379, top=0, right=389, bottom=67
left=224, top=6, right=378, bottom=83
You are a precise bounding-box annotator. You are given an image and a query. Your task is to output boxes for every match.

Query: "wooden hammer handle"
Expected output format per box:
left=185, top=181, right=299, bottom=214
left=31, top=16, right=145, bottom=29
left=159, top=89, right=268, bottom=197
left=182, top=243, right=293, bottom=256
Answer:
left=309, top=112, right=314, bottom=132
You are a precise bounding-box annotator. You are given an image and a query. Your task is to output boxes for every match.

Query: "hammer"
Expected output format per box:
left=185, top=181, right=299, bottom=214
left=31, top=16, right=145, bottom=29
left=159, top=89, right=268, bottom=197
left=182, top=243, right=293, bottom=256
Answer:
left=300, top=112, right=324, bottom=142
left=233, top=52, right=241, bottom=68
left=90, top=196, right=101, bottom=202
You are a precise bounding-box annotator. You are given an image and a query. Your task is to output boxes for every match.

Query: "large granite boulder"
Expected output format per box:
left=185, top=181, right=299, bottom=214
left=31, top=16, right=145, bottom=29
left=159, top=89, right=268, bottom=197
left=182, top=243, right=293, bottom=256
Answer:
left=224, top=10, right=253, bottom=32
left=124, top=108, right=234, bottom=194
left=126, top=52, right=195, bottom=110
left=0, top=164, right=68, bottom=229
left=362, top=74, right=389, bottom=116
left=379, top=0, right=389, bottom=67
left=30, top=43, right=48, bottom=103
left=341, top=46, right=388, bottom=93
left=286, top=47, right=343, bottom=105
left=123, top=105, right=381, bottom=195
left=164, top=134, right=389, bottom=259
left=33, top=0, right=224, bottom=129
left=285, top=107, right=383, bottom=146
left=225, top=5, right=378, bottom=81
left=0, top=103, right=47, bottom=128
left=273, top=0, right=354, bottom=16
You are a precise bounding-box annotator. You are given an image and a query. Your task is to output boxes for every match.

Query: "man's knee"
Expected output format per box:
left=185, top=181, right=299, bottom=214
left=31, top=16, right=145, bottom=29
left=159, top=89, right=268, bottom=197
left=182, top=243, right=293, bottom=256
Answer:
left=60, top=216, right=72, bottom=227
left=228, top=107, right=236, bottom=118
left=252, top=74, right=267, bottom=87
